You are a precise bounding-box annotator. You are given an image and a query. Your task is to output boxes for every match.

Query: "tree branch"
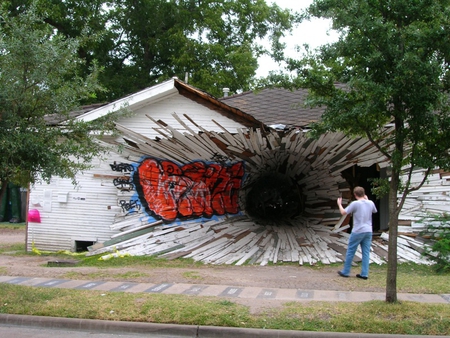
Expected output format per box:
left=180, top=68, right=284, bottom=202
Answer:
left=406, top=166, right=432, bottom=195
left=365, top=128, right=392, bottom=160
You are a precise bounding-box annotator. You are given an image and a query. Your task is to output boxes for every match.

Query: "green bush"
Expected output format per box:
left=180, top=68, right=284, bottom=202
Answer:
left=420, top=214, right=450, bottom=273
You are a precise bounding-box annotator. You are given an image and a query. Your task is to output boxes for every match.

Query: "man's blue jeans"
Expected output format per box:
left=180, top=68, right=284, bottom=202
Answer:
left=341, top=232, right=372, bottom=277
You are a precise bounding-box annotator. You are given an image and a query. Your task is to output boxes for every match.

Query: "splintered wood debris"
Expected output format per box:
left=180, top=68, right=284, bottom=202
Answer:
left=87, top=215, right=432, bottom=266
left=90, top=113, right=435, bottom=265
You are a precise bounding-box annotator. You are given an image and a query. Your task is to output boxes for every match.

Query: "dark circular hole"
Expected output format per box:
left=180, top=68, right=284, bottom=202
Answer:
left=244, top=173, right=305, bottom=224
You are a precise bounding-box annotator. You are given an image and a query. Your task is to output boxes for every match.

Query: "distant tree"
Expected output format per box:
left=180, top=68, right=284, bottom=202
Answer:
left=6, top=0, right=297, bottom=100
left=0, top=5, right=115, bottom=205
left=285, top=0, right=450, bottom=302
left=5, top=0, right=115, bottom=102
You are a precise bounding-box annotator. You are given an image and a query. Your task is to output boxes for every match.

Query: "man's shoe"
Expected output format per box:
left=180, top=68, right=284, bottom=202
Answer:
left=338, top=271, right=349, bottom=278
left=356, top=274, right=368, bottom=280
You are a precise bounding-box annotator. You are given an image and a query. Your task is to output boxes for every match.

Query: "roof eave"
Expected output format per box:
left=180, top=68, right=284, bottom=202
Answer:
left=174, top=79, right=266, bottom=129
left=76, top=79, right=178, bottom=122
left=75, top=77, right=268, bottom=130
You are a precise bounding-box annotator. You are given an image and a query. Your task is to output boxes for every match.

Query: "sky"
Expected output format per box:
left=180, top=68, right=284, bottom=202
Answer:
left=256, top=0, right=339, bottom=77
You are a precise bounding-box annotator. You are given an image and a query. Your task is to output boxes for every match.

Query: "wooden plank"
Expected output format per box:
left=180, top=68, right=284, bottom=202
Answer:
left=272, top=237, right=282, bottom=264
left=187, top=237, right=231, bottom=260
left=237, top=128, right=255, bottom=153
left=235, top=245, right=261, bottom=265
left=211, top=119, right=242, bottom=147
left=371, top=243, right=388, bottom=261
left=87, top=231, right=157, bottom=256
left=248, top=128, right=262, bottom=155
left=171, top=112, right=198, bottom=135
left=332, top=224, right=350, bottom=233
left=199, top=133, right=229, bottom=157
left=214, top=232, right=256, bottom=264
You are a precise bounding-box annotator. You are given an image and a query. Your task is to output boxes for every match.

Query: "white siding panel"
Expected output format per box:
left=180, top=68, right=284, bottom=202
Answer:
left=399, top=169, right=450, bottom=222
left=117, top=93, right=244, bottom=139
left=27, top=152, right=132, bottom=252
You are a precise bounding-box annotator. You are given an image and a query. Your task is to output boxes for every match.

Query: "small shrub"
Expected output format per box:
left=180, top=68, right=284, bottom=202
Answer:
left=420, top=214, right=450, bottom=273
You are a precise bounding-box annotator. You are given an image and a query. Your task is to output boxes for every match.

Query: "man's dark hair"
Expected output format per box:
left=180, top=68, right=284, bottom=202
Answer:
left=353, top=186, right=365, bottom=198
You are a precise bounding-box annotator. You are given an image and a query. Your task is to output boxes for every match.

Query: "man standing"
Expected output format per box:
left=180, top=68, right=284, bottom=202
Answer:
left=337, top=186, right=377, bottom=280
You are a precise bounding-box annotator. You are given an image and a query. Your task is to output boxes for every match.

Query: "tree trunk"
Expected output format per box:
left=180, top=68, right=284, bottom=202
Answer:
left=386, top=169, right=400, bottom=303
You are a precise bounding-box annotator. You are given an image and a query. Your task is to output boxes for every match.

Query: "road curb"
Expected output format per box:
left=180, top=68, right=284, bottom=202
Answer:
left=0, top=314, right=445, bottom=338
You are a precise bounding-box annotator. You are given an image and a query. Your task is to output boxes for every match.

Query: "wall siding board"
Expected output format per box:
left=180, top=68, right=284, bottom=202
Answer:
left=117, top=94, right=244, bottom=140
left=27, top=152, right=125, bottom=252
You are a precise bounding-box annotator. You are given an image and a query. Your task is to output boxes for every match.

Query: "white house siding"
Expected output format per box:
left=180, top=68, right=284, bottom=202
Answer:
left=27, top=153, right=128, bottom=252
left=399, top=169, right=450, bottom=227
left=117, top=92, right=245, bottom=140
left=27, top=92, right=248, bottom=252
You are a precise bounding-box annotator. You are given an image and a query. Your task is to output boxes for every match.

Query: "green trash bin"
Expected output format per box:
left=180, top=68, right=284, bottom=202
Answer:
left=0, top=182, right=22, bottom=223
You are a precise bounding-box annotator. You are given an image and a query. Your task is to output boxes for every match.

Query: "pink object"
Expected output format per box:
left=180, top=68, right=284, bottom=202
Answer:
left=28, top=209, right=41, bottom=223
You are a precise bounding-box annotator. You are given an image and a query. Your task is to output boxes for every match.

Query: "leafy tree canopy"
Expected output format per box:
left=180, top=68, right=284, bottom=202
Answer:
left=283, top=0, right=450, bottom=302
left=5, top=0, right=298, bottom=100
left=0, top=4, right=115, bottom=189
left=298, top=0, right=450, bottom=195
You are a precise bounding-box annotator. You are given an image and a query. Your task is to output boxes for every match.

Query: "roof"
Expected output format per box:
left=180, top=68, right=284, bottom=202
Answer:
left=220, top=88, right=325, bottom=128
left=44, top=103, right=108, bottom=126
left=76, top=79, right=180, bottom=122
left=76, top=78, right=264, bottom=129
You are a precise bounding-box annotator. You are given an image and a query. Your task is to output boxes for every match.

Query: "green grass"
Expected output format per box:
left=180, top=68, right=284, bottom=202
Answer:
left=77, top=253, right=204, bottom=269
left=0, top=283, right=448, bottom=335
left=359, top=263, right=450, bottom=294
left=0, top=222, right=26, bottom=229
left=182, top=271, right=203, bottom=280
left=0, top=243, right=26, bottom=254
left=62, top=270, right=149, bottom=280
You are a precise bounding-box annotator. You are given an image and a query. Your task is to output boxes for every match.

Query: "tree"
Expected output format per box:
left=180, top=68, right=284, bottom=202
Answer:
left=6, top=0, right=297, bottom=100
left=0, top=5, right=116, bottom=206
left=289, top=0, right=450, bottom=302
left=5, top=0, right=116, bottom=102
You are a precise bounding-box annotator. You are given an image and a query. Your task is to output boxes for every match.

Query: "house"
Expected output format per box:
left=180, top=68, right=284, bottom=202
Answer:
left=27, top=78, right=442, bottom=265
left=27, top=78, right=260, bottom=252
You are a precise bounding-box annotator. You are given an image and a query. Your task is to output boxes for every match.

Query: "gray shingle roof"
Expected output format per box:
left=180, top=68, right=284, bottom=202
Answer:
left=220, top=88, right=325, bottom=128
left=44, top=103, right=108, bottom=125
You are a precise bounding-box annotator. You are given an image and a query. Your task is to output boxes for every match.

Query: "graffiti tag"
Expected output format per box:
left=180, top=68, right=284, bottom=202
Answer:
left=134, top=158, right=244, bottom=222
left=110, top=162, right=134, bottom=173
left=113, top=177, right=134, bottom=190
left=119, top=199, right=141, bottom=214
left=210, top=153, right=229, bottom=163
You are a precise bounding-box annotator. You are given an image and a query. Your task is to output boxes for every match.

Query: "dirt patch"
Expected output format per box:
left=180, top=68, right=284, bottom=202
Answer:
left=0, top=227, right=385, bottom=309
left=0, top=226, right=25, bottom=244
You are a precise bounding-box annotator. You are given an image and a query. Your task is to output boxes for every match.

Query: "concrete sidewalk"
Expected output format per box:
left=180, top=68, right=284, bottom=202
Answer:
left=1, top=275, right=449, bottom=304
